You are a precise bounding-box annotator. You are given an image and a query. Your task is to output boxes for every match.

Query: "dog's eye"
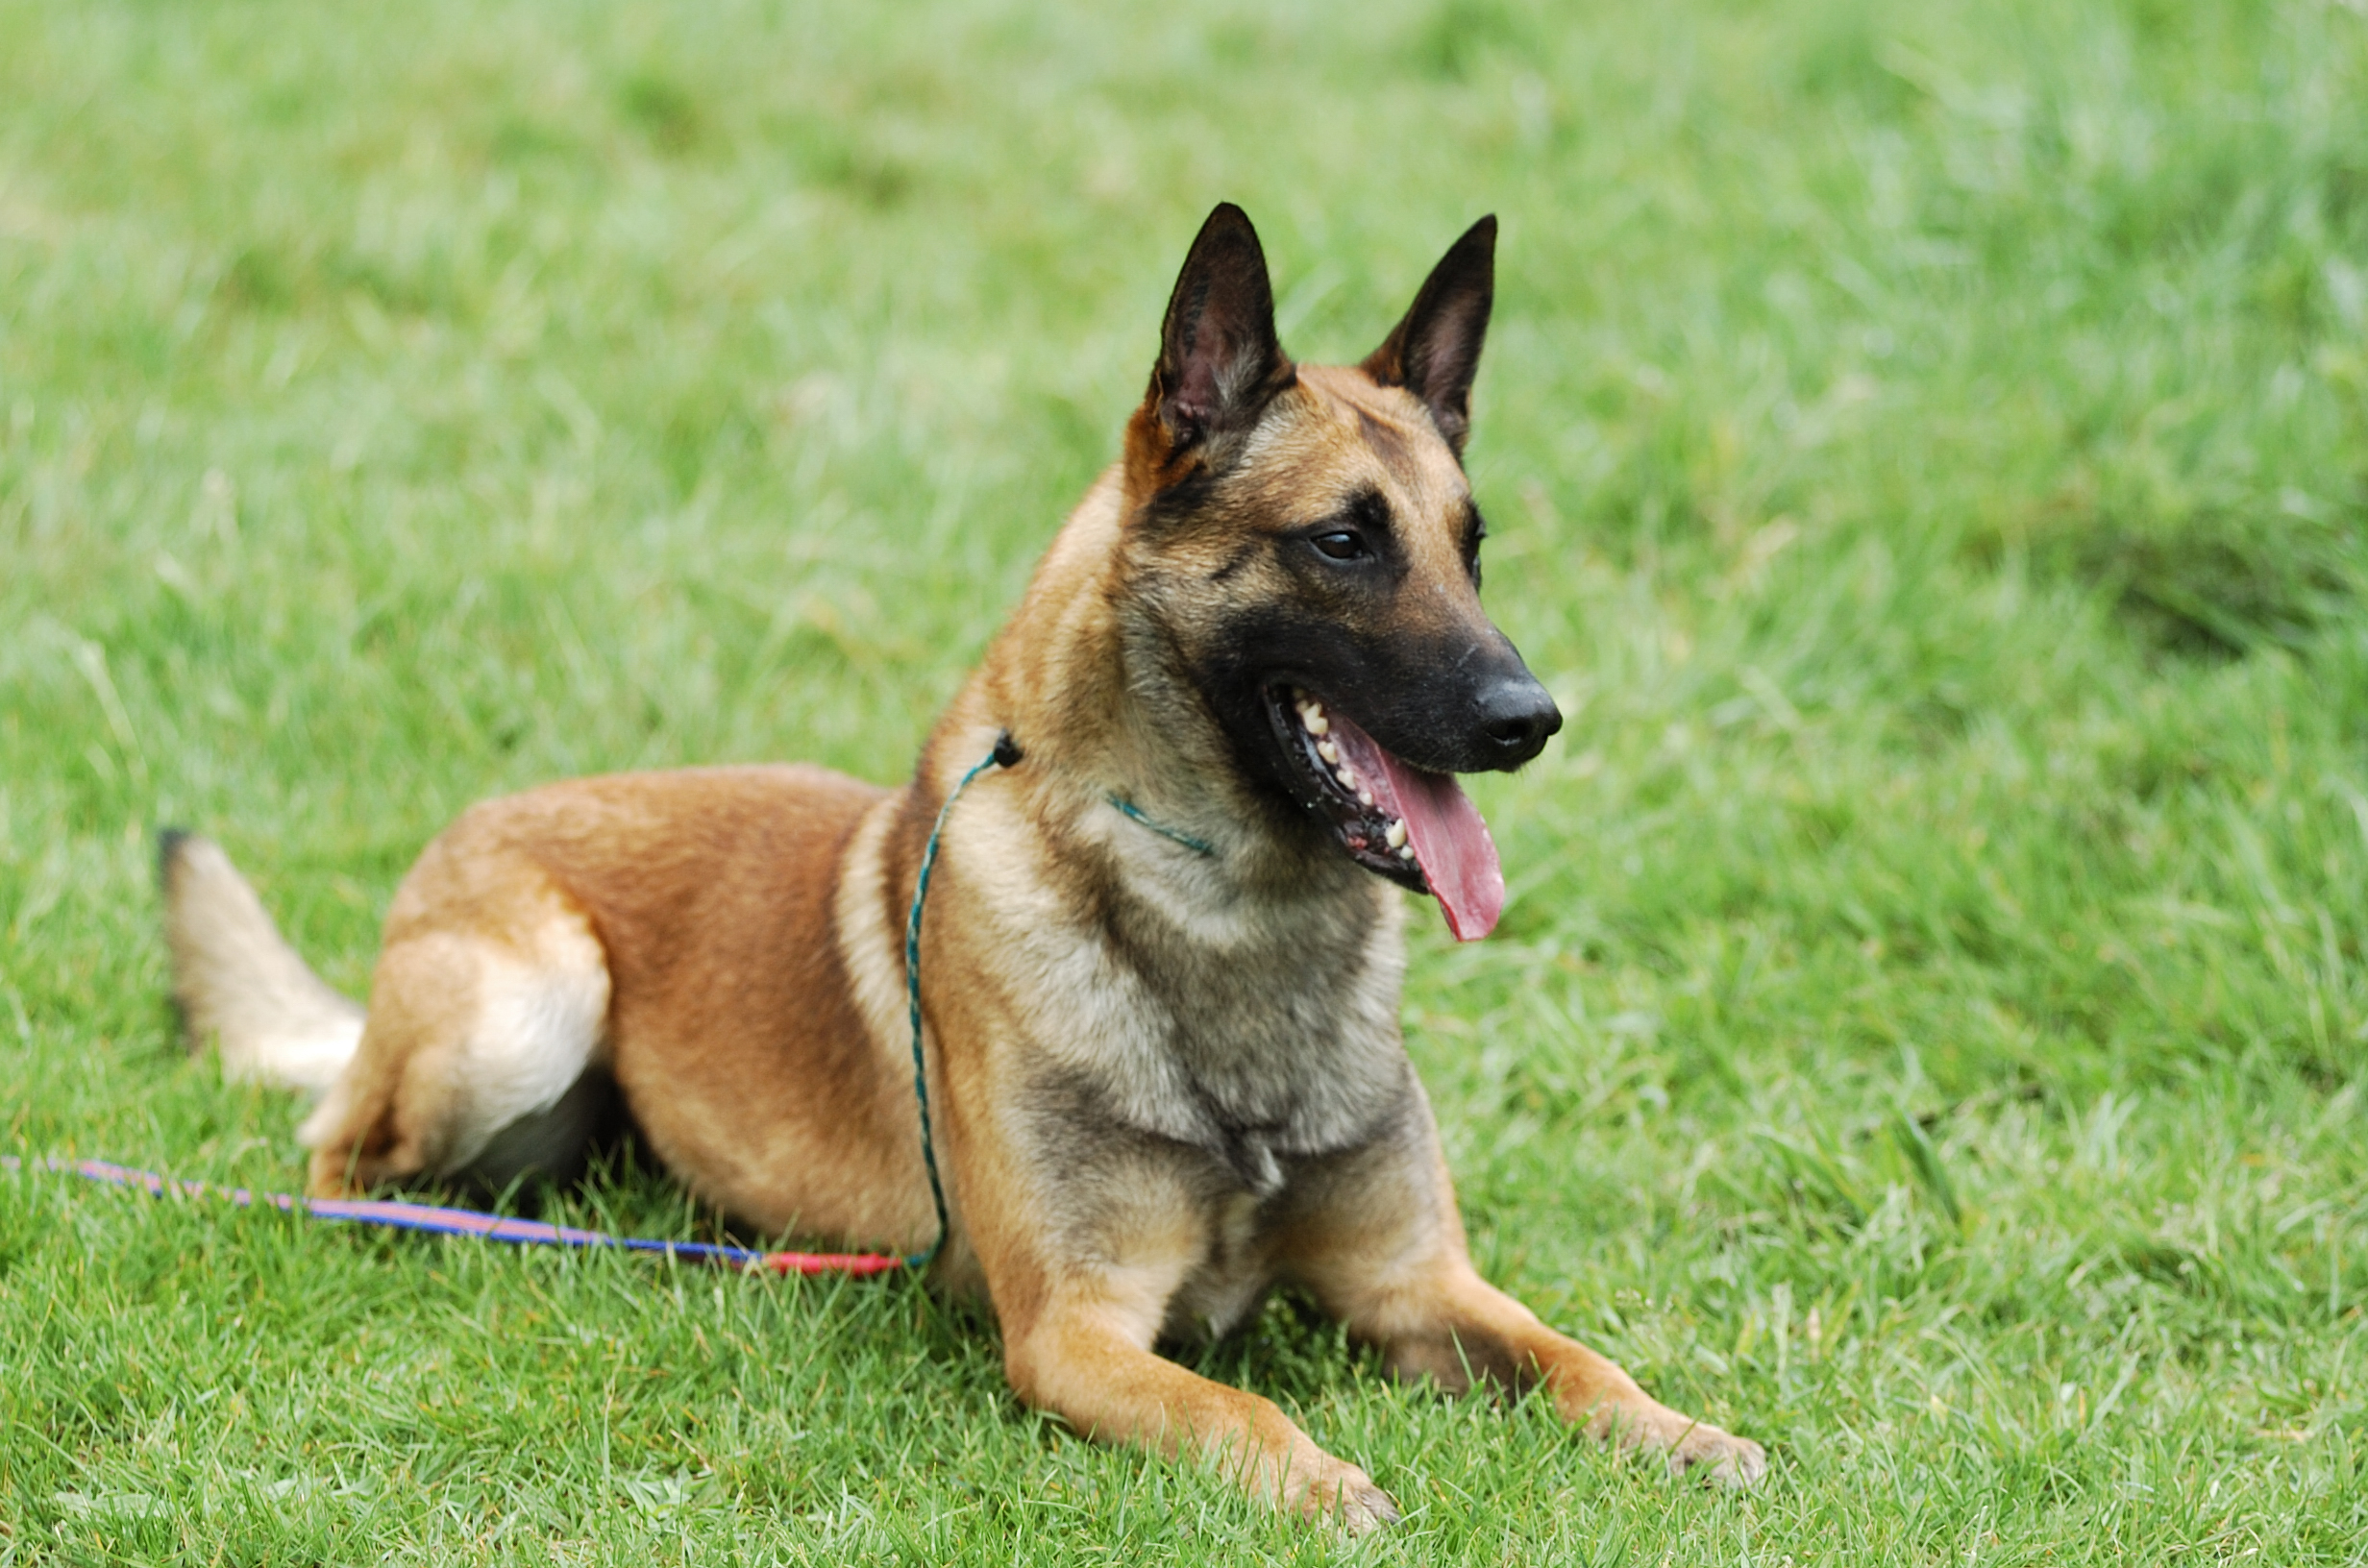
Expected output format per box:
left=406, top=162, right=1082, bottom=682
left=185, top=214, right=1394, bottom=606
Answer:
left=1311, top=531, right=1368, bottom=562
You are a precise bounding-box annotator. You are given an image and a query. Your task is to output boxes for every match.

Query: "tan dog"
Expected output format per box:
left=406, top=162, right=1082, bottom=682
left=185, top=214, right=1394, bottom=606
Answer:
left=162, top=204, right=1766, bottom=1529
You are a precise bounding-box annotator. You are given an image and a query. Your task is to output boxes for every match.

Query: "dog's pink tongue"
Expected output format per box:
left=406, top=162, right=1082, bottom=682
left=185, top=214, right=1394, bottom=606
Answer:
left=1330, top=718, right=1506, bottom=942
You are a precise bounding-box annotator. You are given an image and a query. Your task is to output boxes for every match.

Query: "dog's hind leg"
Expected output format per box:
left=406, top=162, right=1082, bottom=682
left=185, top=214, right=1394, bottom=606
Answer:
left=300, top=857, right=611, bottom=1200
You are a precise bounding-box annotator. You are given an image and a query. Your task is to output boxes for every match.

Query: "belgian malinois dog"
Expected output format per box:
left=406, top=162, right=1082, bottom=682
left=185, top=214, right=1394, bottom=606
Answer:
left=162, top=204, right=1765, bottom=1528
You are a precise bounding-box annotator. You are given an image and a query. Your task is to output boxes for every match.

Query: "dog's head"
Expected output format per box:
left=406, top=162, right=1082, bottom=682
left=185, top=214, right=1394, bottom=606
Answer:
left=1118, top=204, right=1561, bottom=941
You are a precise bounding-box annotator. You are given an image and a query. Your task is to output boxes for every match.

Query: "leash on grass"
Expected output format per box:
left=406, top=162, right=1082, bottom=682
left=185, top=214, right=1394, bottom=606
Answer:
left=6, top=732, right=1024, bottom=1280
left=0, top=1152, right=905, bottom=1275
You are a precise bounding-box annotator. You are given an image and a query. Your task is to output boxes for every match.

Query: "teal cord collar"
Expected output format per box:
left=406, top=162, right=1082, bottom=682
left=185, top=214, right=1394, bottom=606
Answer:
left=901, top=730, right=1021, bottom=1268
left=901, top=740, right=1217, bottom=1270
left=1104, top=795, right=1218, bottom=858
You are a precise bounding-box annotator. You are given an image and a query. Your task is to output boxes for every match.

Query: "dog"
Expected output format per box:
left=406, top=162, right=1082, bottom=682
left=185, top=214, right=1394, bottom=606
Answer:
left=161, top=204, right=1766, bottom=1529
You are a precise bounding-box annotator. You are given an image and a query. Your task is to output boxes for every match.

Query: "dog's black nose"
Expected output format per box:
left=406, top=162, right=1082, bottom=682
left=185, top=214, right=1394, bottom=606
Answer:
left=1474, top=675, right=1562, bottom=768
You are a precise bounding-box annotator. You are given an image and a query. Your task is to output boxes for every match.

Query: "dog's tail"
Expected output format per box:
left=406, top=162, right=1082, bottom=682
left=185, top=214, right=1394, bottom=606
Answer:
left=159, top=829, right=364, bottom=1095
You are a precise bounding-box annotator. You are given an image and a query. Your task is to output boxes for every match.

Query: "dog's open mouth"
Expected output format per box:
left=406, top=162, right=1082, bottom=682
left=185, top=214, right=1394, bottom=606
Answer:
left=1266, top=686, right=1506, bottom=942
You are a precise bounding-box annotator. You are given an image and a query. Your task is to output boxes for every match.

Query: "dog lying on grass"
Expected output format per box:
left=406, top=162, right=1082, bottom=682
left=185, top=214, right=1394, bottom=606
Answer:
left=162, top=203, right=1766, bottom=1529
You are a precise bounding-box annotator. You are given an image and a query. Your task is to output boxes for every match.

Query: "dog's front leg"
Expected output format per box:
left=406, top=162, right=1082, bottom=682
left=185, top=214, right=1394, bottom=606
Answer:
left=1289, top=1139, right=1768, bottom=1487
left=1346, top=1254, right=1765, bottom=1485
left=991, top=1252, right=1399, bottom=1531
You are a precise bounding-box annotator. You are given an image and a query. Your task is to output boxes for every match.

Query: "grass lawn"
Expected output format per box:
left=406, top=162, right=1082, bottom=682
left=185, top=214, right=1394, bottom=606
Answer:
left=5, top=0, right=2368, bottom=1559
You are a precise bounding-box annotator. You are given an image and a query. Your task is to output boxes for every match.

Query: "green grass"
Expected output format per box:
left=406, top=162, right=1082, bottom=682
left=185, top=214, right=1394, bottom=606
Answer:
left=5, top=0, right=2368, bottom=1559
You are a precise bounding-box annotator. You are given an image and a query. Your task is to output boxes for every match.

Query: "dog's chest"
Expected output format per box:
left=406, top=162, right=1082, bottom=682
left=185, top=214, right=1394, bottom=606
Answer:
left=1010, top=866, right=1412, bottom=1196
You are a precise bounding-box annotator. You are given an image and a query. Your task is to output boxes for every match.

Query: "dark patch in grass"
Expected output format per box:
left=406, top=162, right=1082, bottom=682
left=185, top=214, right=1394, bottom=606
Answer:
left=1791, top=2, right=1917, bottom=118
left=2320, top=150, right=2368, bottom=235
left=2092, top=137, right=2266, bottom=269
left=1204, top=18, right=1270, bottom=67
left=251, top=80, right=310, bottom=128
left=2103, top=734, right=2216, bottom=801
left=799, top=133, right=915, bottom=209
left=219, top=245, right=295, bottom=313
left=1409, top=0, right=1534, bottom=83
left=328, top=251, right=457, bottom=319
left=2118, top=1238, right=2216, bottom=1292
left=490, top=115, right=586, bottom=165
left=618, top=71, right=703, bottom=155
left=1975, top=500, right=2359, bottom=659
left=1790, top=796, right=1857, bottom=851
left=1901, top=685, right=1977, bottom=751
left=2084, top=516, right=2356, bottom=660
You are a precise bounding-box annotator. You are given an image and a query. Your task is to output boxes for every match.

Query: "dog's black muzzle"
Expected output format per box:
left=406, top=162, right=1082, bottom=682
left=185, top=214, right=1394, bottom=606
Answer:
left=1366, top=630, right=1561, bottom=775
left=1468, top=670, right=1562, bottom=769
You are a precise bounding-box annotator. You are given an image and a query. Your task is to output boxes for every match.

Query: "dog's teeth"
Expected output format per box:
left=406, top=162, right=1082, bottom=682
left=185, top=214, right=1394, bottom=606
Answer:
left=1385, top=819, right=1407, bottom=850
left=1357, top=789, right=1374, bottom=807
left=1317, top=740, right=1339, bottom=764
left=1397, top=845, right=1417, bottom=861
left=1336, top=767, right=1359, bottom=791
left=1298, top=700, right=1330, bottom=736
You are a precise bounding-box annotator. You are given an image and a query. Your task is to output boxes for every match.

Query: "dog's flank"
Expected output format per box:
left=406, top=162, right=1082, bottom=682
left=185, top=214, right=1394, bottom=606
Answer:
left=161, top=204, right=1764, bottom=1530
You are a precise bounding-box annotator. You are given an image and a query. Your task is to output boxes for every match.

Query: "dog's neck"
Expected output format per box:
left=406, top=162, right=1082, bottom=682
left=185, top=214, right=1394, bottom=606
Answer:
left=954, top=468, right=1341, bottom=891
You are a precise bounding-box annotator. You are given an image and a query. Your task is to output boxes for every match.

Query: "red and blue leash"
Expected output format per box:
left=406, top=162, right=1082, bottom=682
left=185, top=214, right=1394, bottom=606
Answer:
left=0, top=1154, right=906, bottom=1276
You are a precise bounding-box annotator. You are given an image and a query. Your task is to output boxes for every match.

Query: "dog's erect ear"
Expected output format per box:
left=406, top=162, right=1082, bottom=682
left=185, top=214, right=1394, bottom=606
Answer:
left=1362, top=215, right=1496, bottom=455
left=1152, top=204, right=1295, bottom=453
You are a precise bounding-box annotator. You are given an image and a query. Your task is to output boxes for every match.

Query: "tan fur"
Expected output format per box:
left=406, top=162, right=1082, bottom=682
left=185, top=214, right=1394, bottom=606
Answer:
left=162, top=833, right=362, bottom=1093
left=160, top=210, right=1764, bottom=1530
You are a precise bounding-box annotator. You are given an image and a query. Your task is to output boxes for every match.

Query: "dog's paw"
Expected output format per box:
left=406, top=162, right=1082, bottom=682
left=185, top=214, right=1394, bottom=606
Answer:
left=1664, top=1421, right=1767, bottom=1489
left=1288, top=1458, right=1401, bottom=1533
left=1593, top=1402, right=1770, bottom=1490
